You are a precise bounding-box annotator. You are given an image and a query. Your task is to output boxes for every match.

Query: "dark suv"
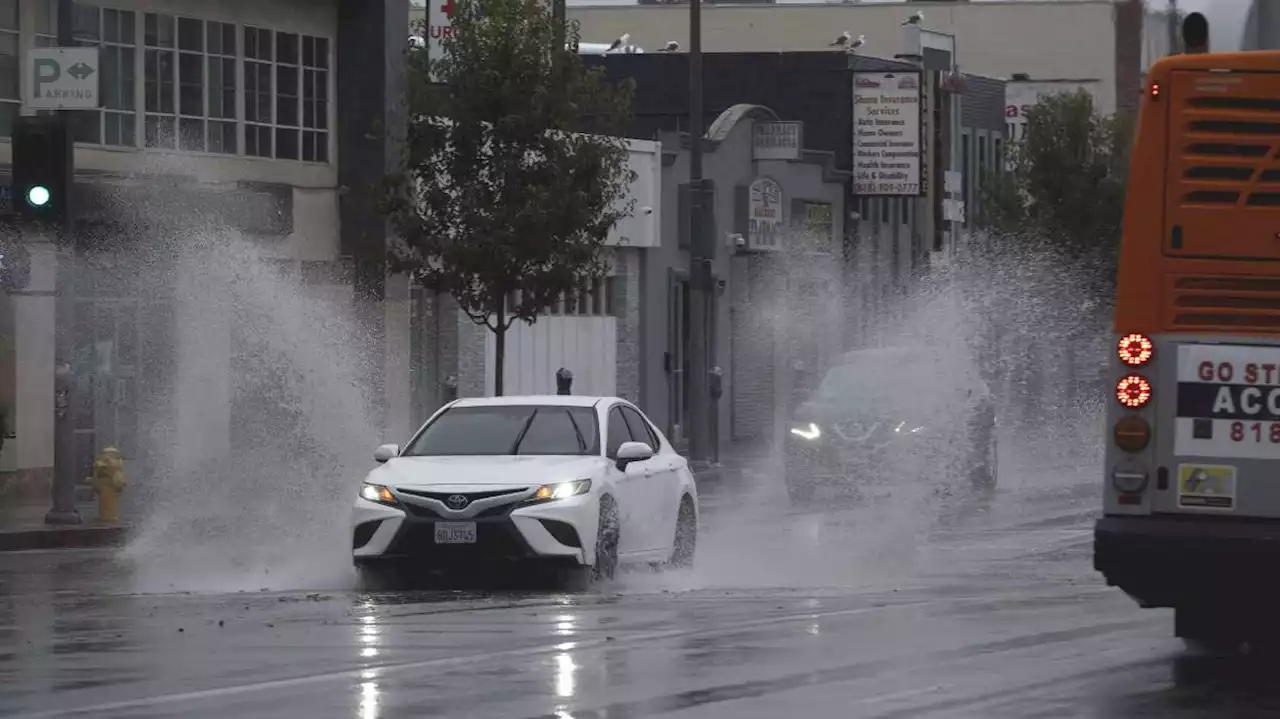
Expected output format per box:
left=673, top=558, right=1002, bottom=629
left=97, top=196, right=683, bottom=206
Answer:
left=782, top=347, right=997, bottom=505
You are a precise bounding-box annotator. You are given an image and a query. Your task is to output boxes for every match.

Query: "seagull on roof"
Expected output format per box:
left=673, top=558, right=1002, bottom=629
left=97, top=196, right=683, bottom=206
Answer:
left=830, top=31, right=851, bottom=47
left=902, top=10, right=923, bottom=25
left=660, top=40, right=680, bottom=52
left=847, top=34, right=866, bottom=51
left=608, top=32, right=630, bottom=52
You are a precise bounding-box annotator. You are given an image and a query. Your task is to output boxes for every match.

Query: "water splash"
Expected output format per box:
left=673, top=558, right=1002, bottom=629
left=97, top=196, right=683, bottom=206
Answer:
left=630, top=227, right=1111, bottom=593
left=119, top=228, right=379, bottom=593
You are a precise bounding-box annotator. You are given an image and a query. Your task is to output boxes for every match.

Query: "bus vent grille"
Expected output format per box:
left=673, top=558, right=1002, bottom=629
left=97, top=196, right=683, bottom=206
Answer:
left=1171, top=276, right=1280, bottom=328
left=1179, top=96, right=1280, bottom=207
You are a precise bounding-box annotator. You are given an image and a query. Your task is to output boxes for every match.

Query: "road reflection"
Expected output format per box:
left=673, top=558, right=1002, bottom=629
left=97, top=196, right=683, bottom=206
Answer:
left=358, top=671, right=379, bottom=719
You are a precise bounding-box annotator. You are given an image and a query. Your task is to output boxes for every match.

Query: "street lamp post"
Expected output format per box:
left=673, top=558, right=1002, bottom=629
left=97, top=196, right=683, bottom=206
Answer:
left=685, top=0, right=712, bottom=465
left=46, top=0, right=80, bottom=526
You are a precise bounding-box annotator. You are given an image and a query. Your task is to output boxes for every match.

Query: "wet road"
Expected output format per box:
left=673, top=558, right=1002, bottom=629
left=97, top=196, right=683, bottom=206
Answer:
left=3, top=457, right=1280, bottom=718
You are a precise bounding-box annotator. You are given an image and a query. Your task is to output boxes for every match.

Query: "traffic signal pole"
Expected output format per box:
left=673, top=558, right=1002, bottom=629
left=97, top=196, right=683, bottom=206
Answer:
left=45, top=0, right=79, bottom=526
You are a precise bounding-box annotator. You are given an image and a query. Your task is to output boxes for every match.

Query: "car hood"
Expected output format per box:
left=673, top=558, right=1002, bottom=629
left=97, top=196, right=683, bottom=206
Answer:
left=365, top=455, right=607, bottom=491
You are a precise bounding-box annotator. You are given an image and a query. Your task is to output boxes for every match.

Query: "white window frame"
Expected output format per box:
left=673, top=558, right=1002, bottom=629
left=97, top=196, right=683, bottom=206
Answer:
left=243, top=24, right=332, bottom=164
left=141, top=11, right=238, bottom=156
left=47, top=3, right=139, bottom=148
left=17, top=3, right=334, bottom=164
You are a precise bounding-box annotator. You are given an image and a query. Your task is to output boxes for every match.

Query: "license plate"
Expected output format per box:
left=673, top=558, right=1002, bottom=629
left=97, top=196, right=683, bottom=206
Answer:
left=434, top=522, right=477, bottom=544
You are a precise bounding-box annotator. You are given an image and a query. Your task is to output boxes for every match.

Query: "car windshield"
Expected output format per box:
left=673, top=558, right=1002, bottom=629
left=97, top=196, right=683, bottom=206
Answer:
left=810, top=350, right=960, bottom=416
left=402, top=405, right=601, bottom=456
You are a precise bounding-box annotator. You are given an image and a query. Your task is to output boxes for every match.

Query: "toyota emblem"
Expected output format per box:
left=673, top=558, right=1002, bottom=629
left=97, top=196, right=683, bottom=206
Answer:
left=445, top=494, right=470, bottom=510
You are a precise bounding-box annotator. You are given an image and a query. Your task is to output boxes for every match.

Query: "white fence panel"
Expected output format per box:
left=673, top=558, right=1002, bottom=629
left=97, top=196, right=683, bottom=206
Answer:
left=484, top=317, right=618, bottom=396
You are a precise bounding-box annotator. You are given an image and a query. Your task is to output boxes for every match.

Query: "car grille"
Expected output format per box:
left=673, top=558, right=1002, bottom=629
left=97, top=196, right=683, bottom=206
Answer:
left=396, top=488, right=529, bottom=519
left=831, top=420, right=883, bottom=443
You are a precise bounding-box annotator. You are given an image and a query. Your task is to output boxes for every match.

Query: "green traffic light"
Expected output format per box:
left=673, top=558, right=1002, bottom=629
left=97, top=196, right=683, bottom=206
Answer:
left=25, top=185, right=50, bottom=208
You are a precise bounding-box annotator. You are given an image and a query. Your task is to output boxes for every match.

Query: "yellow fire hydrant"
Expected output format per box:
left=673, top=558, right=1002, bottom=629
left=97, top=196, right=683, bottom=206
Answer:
left=89, top=446, right=126, bottom=523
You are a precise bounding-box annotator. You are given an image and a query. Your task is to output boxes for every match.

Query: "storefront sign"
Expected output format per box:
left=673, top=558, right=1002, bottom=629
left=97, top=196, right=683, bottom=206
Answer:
left=747, top=177, right=783, bottom=250
left=853, top=72, right=923, bottom=196
left=753, top=122, right=803, bottom=161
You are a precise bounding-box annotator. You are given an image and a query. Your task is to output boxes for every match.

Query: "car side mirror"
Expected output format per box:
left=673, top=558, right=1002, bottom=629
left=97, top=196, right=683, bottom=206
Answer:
left=373, top=443, right=400, bottom=463
left=615, top=441, right=654, bottom=472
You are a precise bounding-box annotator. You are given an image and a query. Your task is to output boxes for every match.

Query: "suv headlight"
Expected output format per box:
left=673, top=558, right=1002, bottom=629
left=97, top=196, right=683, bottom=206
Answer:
left=789, top=422, right=822, bottom=440
left=526, top=479, right=592, bottom=504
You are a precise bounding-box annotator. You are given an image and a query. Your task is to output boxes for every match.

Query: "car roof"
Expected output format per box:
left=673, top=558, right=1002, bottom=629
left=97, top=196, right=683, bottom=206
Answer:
left=449, top=395, right=620, bottom=409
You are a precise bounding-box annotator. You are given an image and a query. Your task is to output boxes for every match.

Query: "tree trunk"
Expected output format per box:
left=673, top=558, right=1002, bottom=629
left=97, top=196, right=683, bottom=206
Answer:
left=493, top=300, right=506, bottom=397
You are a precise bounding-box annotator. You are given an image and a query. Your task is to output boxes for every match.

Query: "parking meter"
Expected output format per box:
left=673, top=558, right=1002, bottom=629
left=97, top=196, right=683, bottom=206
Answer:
left=556, top=367, right=573, bottom=395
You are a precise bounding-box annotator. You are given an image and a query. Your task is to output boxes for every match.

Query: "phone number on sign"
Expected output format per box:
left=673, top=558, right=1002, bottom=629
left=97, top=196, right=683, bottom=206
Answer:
left=1228, top=421, right=1280, bottom=443
left=855, top=182, right=920, bottom=195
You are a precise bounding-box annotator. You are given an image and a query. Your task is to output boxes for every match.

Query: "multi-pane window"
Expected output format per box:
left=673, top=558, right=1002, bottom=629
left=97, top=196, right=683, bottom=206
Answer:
left=245, top=25, right=328, bottom=162
left=0, top=0, right=18, bottom=137
left=70, top=4, right=136, bottom=147
left=144, top=14, right=237, bottom=154
left=4, top=4, right=330, bottom=163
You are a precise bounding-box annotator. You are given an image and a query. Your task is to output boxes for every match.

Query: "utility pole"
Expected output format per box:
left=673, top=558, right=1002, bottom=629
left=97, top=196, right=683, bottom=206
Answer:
left=553, top=0, right=566, bottom=51
left=1168, top=0, right=1179, bottom=55
left=686, top=0, right=711, bottom=465
left=46, top=0, right=79, bottom=525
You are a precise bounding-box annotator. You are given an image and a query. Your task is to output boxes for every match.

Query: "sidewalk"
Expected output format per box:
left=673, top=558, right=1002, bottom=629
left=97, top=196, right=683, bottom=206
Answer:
left=0, top=497, right=129, bottom=552
left=689, top=440, right=777, bottom=486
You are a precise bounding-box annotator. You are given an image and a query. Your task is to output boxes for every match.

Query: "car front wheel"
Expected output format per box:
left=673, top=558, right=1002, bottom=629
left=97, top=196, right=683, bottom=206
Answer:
left=670, top=496, right=697, bottom=568
left=592, top=496, right=620, bottom=581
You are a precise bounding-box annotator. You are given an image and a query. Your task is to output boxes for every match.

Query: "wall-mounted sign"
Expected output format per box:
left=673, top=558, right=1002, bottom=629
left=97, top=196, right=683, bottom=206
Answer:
left=1005, top=80, right=1101, bottom=142
left=424, top=0, right=458, bottom=83
left=753, top=122, right=803, bottom=161
left=852, top=71, right=923, bottom=197
left=747, top=177, right=783, bottom=250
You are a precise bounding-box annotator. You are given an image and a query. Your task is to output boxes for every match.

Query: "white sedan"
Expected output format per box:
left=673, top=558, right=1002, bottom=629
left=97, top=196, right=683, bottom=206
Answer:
left=351, top=395, right=699, bottom=584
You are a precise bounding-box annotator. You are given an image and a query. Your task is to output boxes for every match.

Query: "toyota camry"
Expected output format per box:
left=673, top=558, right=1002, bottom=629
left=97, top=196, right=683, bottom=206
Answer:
left=352, top=395, right=699, bottom=586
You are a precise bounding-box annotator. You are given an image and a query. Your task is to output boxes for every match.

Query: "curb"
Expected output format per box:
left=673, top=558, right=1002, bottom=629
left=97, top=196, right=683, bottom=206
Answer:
left=0, top=524, right=129, bottom=552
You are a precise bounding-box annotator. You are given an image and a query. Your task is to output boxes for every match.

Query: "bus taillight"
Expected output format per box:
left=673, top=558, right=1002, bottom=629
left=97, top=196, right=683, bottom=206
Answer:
left=1118, top=333, right=1154, bottom=366
left=1149, top=82, right=1161, bottom=99
left=1117, top=375, right=1152, bottom=409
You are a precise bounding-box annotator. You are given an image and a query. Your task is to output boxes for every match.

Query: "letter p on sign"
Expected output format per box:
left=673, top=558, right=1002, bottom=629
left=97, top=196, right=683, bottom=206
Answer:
left=33, top=58, right=59, bottom=96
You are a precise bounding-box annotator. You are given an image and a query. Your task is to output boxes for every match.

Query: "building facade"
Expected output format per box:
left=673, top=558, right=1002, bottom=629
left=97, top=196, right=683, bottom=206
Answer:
left=587, top=50, right=1003, bottom=342
left=1242, top=0, right=1280, bottom=50
left=651, top=106, right=848, bottom=446
left=0, top=0, right=408, bottom=496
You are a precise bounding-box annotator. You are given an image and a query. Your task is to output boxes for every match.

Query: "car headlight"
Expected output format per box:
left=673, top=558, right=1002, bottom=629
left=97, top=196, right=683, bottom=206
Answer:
left=789, top=422, right=822, bottom=440
left=527, top=479, right=592, bottom=504
left=360, top=483, right=398, bottom=506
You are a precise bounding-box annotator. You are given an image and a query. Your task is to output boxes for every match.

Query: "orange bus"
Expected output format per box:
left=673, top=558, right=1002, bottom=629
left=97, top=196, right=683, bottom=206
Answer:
left=1093, top=23, right=1280, bottom=650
